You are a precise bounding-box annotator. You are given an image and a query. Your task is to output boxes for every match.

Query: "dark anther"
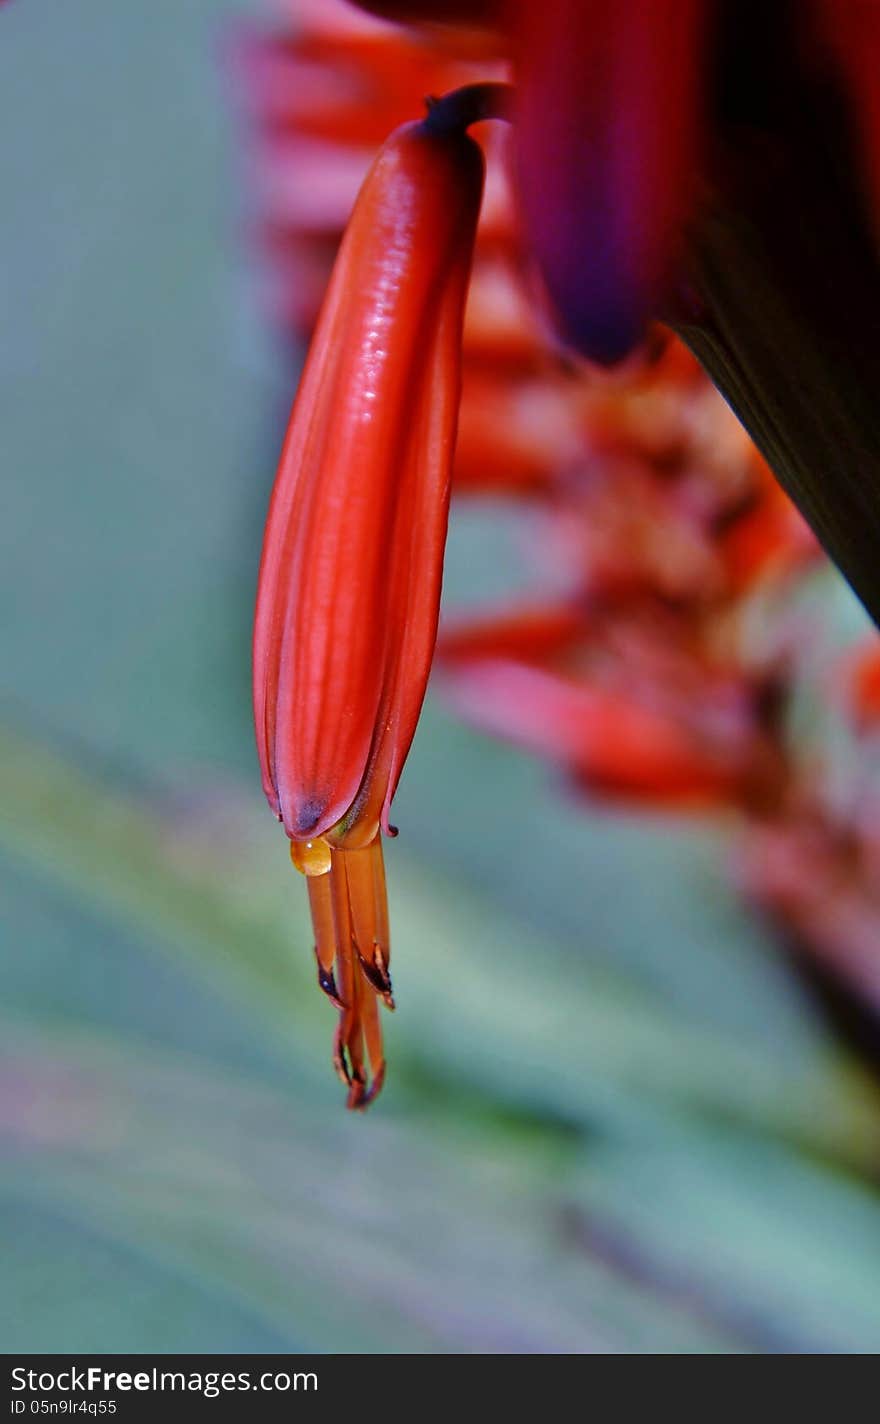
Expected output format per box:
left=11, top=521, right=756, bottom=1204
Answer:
left=315, top=951, right=345, bottom=1010
left=355, top=944, right=394, bottom=1000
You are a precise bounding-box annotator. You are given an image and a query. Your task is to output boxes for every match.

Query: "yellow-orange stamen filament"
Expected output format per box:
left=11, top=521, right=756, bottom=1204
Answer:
left=295, top=835, right=390, bottom=1108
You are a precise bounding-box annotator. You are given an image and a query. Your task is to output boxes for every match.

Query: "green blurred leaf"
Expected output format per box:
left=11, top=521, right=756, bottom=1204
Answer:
left=1, top=1024, right=750, bottom=1354
left=2, top=721, right=879, bottom=1169
left=570, top=1126, right=880, bottom=1353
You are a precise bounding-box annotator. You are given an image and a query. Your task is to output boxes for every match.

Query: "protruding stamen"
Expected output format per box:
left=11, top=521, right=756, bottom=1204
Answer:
left=375, top=948, right=395, bottom=1012
left=371, top=839, right=391, bottom=961
left=297, top=842, right=391, bottom=1107
left=341, top=835, right=392, bottom=988
left=305, top=867, right=335, bottom=959
left=344, top=966, right=384, bottom=1112
left=359, top=977, right=386, bottom=1087
left=360, top=1060, right=386, bottom=1109
left=342, top=959, right=368, bottom=1107
left=332, top=1022, right=353, bottom=1088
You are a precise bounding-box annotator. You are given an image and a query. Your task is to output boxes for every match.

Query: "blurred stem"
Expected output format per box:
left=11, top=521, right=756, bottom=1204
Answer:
left=422, top=81, right=513, bottom=134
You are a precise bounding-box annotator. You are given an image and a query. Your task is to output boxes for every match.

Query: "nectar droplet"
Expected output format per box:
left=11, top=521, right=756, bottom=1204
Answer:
left=290, top=836, right=332, bottom=877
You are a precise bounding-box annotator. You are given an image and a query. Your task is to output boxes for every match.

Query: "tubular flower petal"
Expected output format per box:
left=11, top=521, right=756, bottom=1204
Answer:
left=253, top=99, right=485, bottom=1107
left=512, top=0, right=709, bottom=364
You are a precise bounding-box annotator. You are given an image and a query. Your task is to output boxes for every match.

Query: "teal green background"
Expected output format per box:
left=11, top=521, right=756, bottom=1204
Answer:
left=3, top=0, right=880, bottom=1354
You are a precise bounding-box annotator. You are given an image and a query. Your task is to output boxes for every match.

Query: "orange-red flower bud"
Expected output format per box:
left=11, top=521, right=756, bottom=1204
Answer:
left=253, top=99, right=485, bottom=1106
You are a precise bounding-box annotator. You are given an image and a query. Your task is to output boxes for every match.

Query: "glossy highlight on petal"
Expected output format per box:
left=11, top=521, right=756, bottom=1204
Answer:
left=253, top=115, right=484, bottom=845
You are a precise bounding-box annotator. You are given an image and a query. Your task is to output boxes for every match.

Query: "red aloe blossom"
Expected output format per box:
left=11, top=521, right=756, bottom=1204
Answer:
left=234, top=2, right=880, bottom=1092
left=253, top=89, right=498, bottom=1107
